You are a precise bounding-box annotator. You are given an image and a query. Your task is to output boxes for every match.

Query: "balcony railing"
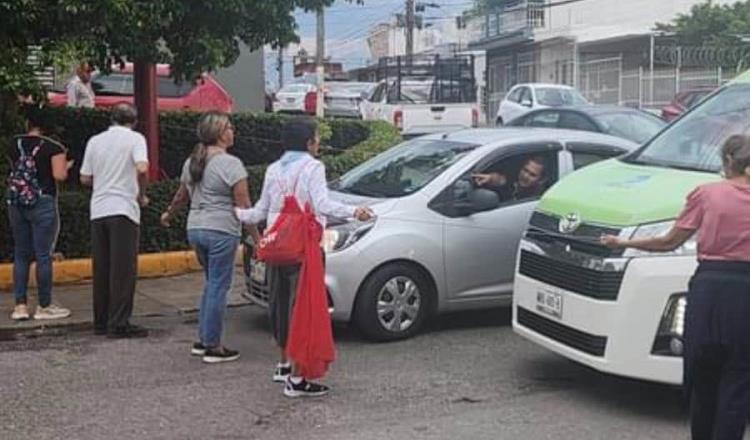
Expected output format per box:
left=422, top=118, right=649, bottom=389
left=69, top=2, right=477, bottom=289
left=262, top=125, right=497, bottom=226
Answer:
left=478, top=0, right=546, bottom=45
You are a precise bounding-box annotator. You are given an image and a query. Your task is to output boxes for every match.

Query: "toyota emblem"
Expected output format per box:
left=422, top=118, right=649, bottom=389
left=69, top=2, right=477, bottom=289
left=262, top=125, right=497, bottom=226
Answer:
left=558, top=212, right=582, bottom=234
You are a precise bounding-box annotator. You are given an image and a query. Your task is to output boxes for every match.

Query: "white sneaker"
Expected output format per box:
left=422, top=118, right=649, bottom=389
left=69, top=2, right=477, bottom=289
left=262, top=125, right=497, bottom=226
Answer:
left=11, top=304, right=30, bottom=321
left=34, top=304, right=72, bottom=320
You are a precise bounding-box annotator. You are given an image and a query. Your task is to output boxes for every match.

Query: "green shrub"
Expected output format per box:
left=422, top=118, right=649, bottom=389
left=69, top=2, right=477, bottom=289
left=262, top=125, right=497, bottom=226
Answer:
left=0, top=120, right=401, bottom=262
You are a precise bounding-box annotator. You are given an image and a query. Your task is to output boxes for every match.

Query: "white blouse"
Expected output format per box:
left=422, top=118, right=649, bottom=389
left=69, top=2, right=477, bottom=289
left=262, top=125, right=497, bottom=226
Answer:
left=237, top=152, right=355, bottom=228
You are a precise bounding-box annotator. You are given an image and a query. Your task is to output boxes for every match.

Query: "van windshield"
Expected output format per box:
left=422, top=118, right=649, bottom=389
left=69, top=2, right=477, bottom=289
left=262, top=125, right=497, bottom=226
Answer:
left=626, top=83, right=750, bottom=173
left=330, top=139, right=479, bottom=198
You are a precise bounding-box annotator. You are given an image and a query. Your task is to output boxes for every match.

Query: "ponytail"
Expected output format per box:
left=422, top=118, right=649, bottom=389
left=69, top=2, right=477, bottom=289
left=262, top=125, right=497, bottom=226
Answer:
left=189, top=143, right=209, bottom=183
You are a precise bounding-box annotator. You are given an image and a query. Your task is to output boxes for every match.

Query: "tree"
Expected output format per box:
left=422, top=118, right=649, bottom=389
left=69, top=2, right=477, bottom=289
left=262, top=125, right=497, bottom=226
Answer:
left=0, top=0, right=361, bottom=128
left=656, top=0, right=750, bottom=47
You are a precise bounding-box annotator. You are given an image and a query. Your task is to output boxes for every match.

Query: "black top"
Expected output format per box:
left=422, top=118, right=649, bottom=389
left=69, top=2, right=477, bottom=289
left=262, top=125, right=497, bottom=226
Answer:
left=8, top=135, right=66, bottom=197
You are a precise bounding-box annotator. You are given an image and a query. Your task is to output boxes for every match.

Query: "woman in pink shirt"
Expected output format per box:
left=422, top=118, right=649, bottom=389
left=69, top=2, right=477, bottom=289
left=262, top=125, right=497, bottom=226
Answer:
left=603, top=134, right=750, bottom=440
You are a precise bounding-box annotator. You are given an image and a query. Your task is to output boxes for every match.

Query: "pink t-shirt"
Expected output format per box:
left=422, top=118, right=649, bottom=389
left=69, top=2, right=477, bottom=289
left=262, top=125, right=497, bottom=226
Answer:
left=676, top=180, right=750, bottom=262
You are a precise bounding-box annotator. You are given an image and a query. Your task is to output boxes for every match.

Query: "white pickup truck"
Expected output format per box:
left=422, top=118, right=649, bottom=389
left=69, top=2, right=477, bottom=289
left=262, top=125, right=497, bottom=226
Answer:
left=361, top=78, right=479, bottom=137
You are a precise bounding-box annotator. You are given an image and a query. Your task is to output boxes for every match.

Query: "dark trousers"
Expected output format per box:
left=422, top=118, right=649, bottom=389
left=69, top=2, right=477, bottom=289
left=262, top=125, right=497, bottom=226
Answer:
left=91, top=215, right=139, bottom=332
left=684, top=261, right=750, bottom=440
left=267, top=263, right=301, bottom=349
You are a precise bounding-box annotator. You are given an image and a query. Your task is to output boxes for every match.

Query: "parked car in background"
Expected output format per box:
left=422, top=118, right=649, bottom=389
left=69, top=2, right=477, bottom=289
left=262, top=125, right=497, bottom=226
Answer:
left=507, top=105, right=667, bottom=144
left=322, top=82, right=373, bottom=119
left=272, top=83, right=316, bottom=114
left=660, top=86, right=715, bottom=122
left=242, top=128, right=636, bottom=341
left=48, top=64, right=233, bottom=112
left=496, top=83, right=588, bottom=126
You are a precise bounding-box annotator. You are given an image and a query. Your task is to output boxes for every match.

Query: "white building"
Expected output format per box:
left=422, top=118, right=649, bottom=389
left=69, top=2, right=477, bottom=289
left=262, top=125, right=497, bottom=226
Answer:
left=470, top=0, right=737, bottom=116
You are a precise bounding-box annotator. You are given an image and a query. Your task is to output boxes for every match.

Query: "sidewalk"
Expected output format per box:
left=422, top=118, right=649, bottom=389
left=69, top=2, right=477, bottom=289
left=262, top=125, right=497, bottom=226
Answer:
left=0, top=269, right=250, bottom=336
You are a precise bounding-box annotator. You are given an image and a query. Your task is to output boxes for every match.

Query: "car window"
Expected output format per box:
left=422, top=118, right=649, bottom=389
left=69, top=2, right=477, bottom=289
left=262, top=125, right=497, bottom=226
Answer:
left=567, top=142, right=627, bottom=170
left=474, top=151, right=559, bottom=207
left=519, top=87, right=532, bottom=105
left=521, top=111, right=561, bottom=127
left=507, top=87, right=523, bottom=103
left=91, top=73, right=133, bottom=96
left=280, top=84, right=310, bottom=94
left=557, top=112, right=598, bottom=132
left=597, top=111, right=666, bottom=144
left=158, top=78, right=194, bottom=98
left=370, top=84, right=385, bottom=102
left=535, top=87, right=588, bottom=106
left=331, top=138, right=479, bottom=198
left=686, top=91, right=710, bottom=108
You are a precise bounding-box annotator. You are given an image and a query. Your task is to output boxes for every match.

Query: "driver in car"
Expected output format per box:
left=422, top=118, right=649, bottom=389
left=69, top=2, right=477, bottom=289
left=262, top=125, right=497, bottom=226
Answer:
left=472, top=155, right=549, bottom=202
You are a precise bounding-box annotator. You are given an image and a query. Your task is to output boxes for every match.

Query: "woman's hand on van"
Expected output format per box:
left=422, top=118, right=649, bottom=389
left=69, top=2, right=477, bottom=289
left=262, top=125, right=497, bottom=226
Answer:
left=600, top=234, right=624, bottom=248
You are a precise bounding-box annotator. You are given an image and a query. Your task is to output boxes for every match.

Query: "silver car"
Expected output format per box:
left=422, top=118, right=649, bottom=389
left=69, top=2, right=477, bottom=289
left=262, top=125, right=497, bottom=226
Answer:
left=243, top=128, right=637, bottom=341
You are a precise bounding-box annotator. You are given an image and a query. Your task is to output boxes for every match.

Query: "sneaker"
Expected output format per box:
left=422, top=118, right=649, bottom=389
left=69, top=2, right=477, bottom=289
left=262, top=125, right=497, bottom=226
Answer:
left=273, top=363, right=292, bottom=383
left=283, top=377, right=330, bottom=398
left=202, top=347, right=240, bottom=364
left=11, top=304, right=30, bottom=321
left=191, top=342, right=206, bottom=356
left=34, top=304, right=71, bottom=320
left=107, top=324, right=149, bottom=339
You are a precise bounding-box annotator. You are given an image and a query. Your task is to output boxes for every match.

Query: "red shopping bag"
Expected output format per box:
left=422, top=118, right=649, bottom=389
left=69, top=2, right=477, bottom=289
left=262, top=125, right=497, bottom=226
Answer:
left=255, top=194, right=306, bottom=265
left=285, top=206, right=335, bottom=380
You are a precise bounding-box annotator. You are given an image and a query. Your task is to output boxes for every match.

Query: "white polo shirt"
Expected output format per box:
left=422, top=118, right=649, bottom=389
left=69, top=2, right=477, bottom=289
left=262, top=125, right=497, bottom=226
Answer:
left=80, top=125, right=148, bottom=225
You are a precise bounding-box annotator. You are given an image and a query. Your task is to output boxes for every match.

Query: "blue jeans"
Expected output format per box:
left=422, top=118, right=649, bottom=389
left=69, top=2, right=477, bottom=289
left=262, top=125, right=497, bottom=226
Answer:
left=7, top=195, right=60, bottom=307
left=187, top=229, right=239, bottom=348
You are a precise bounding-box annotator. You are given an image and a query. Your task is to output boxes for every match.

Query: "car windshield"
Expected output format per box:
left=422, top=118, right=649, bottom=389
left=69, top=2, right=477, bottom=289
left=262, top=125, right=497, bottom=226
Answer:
left=397, top=82, right=432, bottom=104
left=91, top=73, right=193, bottom=97
left=625, top=83, right=750, bottom=173
left=279, top=84, right=310, bottom=94
left=331, top=139, right=479, bottom=198
left=326, top=83, right=371, bottom=95
left=536, top=87, right=588, bottom=106
left=596, top=111, right=666, bottom=144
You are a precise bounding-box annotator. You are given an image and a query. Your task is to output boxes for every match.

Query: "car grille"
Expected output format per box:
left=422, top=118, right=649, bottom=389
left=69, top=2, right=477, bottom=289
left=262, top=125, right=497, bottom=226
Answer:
left=528, top=212, right=623, bottom=258
left=517, top=307, right=608, bottom=357
left=519, top=251, right=624, bottom=300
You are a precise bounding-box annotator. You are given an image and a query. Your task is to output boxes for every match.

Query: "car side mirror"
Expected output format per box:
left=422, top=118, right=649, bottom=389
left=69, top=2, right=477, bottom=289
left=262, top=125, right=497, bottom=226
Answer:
left=469, top=188, right=501, bottom=213
left=521, top=99, right=533, bottom=107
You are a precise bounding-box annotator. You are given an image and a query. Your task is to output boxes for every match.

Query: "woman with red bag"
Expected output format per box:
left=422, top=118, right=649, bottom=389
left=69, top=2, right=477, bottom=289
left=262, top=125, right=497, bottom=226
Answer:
left=236, top=117, right=371, bottom=398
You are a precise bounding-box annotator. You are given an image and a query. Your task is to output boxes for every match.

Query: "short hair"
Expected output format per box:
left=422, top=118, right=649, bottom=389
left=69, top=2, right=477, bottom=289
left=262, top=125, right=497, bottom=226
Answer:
left=25, top=105, right=47, bottom=130
left=525, top=155, right=548, bottom=177
left=721, top=135, right=750, bottom=176
left=111, top=103, right=137, bottom=126
left=281, top=117, right=317, bottom=152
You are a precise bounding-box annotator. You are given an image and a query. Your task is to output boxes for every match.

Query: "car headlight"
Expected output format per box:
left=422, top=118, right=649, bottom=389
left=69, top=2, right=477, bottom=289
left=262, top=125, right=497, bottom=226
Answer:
left=322, top=219, right=376, bottom=253
left=623, top=220, right=697, bottom=257
left=652, top=293, right=687, bottom=357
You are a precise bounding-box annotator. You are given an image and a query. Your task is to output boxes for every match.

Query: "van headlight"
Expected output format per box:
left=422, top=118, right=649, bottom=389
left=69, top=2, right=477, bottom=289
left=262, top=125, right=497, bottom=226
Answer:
left=652, top=294, right=687, bottom=357
left=623, top=220, right=697, bottom=257
left=322, top=220, right=376, bottom=253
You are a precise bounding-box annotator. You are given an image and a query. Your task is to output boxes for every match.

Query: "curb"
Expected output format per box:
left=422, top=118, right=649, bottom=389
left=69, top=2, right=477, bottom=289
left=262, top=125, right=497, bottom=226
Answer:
left=0, top=248, right=244, bottom=291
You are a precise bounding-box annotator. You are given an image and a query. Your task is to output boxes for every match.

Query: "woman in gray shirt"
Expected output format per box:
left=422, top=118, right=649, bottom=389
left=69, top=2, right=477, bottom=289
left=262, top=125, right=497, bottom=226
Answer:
left=161, top=112, right=252, bottom=364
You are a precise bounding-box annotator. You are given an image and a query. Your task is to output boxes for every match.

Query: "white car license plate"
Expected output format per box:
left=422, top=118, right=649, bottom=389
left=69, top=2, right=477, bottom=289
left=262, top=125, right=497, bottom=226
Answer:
left=286, top=98, right=295, bottom=103
left=251, top=260, right=266, bottom=284
left=536, top=289, right=563, bottom=319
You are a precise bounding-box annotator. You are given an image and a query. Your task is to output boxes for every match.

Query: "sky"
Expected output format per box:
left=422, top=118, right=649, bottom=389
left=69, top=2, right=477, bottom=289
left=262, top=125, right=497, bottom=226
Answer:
left=264, top=0, right=474, bottom=89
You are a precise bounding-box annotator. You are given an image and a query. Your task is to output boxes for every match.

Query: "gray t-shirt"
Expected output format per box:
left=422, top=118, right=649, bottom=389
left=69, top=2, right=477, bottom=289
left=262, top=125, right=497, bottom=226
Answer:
left=181, top=152, right=248, bottom=237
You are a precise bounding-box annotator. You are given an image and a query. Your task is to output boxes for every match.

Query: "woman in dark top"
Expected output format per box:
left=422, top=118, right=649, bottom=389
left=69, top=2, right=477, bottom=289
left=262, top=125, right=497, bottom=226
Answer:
left=6, top=108, right=72, bottom=321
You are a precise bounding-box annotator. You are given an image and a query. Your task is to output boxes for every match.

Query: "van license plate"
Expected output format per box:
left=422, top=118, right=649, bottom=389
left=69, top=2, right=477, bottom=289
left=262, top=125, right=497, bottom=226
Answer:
left=251, top=260, right=266, bottom=284
left=536, top=289, right=563, bottom=319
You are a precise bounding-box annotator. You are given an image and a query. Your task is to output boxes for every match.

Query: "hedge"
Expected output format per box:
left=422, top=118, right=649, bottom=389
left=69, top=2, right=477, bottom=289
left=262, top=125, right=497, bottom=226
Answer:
left=17, top=106, right=371, bottom=180
left=0, top=120, right=401, bottom=261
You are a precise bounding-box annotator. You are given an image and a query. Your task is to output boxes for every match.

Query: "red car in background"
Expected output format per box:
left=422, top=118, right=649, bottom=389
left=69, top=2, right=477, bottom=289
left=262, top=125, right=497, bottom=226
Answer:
left=660, top=86, right=715, bottom=122
left=48, top=64, right=233, bottom=112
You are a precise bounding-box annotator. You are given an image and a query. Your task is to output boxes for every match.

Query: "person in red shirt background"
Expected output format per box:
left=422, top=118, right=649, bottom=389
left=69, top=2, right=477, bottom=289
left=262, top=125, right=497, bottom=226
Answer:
left=602, top=134, right=750, bottom=440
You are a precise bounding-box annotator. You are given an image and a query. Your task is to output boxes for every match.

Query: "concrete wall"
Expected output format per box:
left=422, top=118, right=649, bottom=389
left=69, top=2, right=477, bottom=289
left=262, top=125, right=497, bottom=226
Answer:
left=215, top=44, right=266, bottom=113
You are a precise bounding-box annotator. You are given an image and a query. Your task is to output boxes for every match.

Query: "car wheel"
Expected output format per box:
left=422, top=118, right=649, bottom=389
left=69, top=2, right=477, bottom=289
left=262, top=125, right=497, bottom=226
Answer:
left=496, top=117, right=504, bottom=126
left=354, top=263, right=434, bottom=342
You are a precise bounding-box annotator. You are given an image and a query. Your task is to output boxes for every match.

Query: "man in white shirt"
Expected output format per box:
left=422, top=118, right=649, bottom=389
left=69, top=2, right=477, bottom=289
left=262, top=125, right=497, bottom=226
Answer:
left=80, top=103, right=149, bottom=338
left=66, top=63, right=95, bottom=108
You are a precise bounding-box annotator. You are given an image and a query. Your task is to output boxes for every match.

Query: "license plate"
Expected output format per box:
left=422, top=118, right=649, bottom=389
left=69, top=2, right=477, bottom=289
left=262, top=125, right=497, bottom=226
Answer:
left=251, top=259, right=266, bottom=284
left=536, top=289, right=563, bottom=319
left=286, top=98, right=295, bottom=103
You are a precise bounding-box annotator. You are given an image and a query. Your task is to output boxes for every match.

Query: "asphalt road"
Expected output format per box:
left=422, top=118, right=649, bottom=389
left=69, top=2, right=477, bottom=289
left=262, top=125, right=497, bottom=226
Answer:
left=0, top=305, right=704, bottom=440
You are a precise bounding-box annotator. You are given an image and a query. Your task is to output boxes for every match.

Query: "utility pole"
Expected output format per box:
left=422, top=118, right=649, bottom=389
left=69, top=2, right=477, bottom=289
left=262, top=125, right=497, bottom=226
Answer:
left=316, top=7, right=325, bottom=118
left=406, top=0, right=415, bottom=61
left=277, top=46, right=284, bottom=89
